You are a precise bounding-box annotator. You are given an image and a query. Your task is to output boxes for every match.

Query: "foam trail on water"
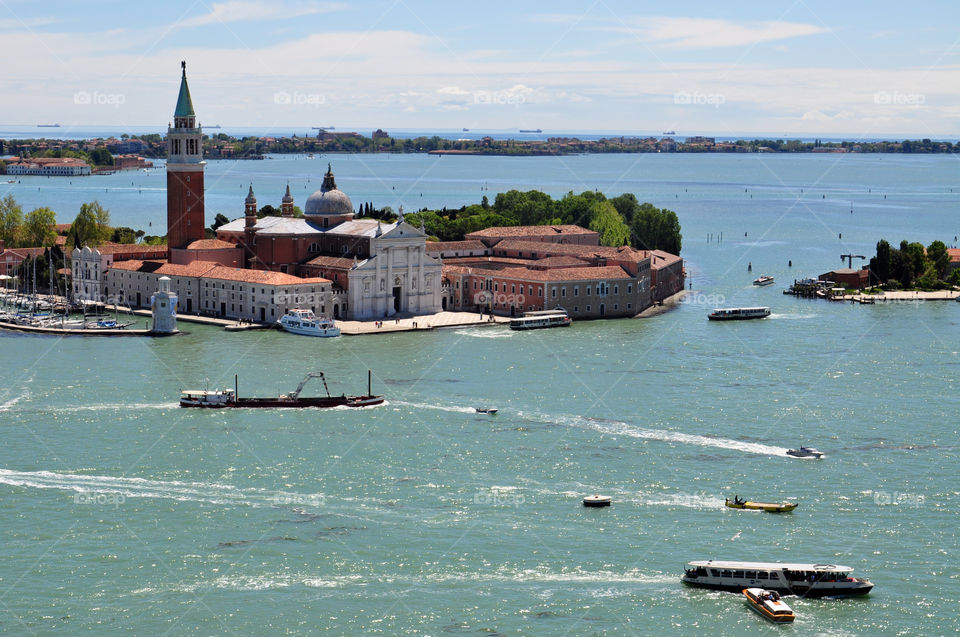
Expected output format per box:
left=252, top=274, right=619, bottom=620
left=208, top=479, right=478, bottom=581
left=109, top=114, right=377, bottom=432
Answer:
left=0, top=469, right=325, bottom=508
left=452, top=328, right=513, bottom=339
left=391, top=400, right=476, bottom=414
left=583, top=418, right=790, bottom=456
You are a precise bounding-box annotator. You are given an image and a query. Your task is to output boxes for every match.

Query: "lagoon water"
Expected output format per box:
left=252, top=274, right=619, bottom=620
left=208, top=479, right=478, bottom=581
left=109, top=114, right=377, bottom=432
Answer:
left=1, top=153, right=959, bottom=635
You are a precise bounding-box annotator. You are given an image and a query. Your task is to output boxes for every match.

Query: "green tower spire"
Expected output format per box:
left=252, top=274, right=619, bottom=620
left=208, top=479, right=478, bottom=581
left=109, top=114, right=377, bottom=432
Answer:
left=174, top=60, right=195, bottom=118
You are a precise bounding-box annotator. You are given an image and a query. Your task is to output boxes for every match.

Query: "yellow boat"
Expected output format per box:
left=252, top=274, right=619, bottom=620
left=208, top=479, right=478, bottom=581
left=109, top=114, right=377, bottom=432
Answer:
left=725, top=497, right=798, bottom=513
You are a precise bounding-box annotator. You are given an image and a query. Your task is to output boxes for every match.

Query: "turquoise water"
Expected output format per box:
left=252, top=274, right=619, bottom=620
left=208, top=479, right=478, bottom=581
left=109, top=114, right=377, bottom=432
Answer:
left=1, top=154, right=959, bottom=635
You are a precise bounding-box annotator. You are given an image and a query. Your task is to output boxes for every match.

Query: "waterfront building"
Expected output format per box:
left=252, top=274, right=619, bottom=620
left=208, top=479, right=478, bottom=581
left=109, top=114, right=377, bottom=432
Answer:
left=5, top=157, right=91, bottom=176
left=106, top=260, right=333, bottom=322
left=71, top=244, right=169, bottom=303
left=216, top=168, right=443, bottom=319
left=820, top=268, right=869, bottom=289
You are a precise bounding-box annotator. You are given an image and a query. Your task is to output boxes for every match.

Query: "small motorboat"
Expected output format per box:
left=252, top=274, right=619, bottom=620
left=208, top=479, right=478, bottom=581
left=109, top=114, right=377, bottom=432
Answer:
left=582, top=494, right=612, bottom=507
left=475, top=407, right=498, bottom=414
left=725, top=497, right=798, bottom=512
left=743, top=587, right=795, bottom=623
left=753, top=275, right=775, bottom=286
left=786, top=446, right=824, bottom=459
left=278, top=308, right=340, bottom=337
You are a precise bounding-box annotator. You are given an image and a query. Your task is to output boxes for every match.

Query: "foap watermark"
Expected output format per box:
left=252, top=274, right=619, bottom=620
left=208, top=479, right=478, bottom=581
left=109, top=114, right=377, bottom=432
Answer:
left=874, top=91, right=925, bottom=107
left=473, top=490, right=526, bottom=507
left=74, top=492, right=125, bottom=508
left=873, top=490, right=925, bottom=508
left=74, top=91, right=126, bottom=108
left=674, top=91, right=725, bottom=108
left=273, top=491, right=325, bottom=508
left=274, top=91, right=325, bottom=107
left=681, top=292, right=726, bottom=307
left=473, top=291, right=525, bottom=307
left=473, top=90, right=525, bottom=108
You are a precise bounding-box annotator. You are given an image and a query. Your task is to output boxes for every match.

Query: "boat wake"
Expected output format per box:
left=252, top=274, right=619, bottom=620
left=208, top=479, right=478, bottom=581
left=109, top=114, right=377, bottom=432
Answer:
left=131, top=568, right=674, bottom=594
left=452, top=328, right=513, bottom=339
left=0, top=469, right=325, bottom=508
left=46, top=402, right=180, bottom=413
left=769, top=313, right=817, bottom=320
left=581, top=417, right=790, bottom=456
left=391, top=400, right=476, bottom=414
left=0, top=391, right=28, bottom=412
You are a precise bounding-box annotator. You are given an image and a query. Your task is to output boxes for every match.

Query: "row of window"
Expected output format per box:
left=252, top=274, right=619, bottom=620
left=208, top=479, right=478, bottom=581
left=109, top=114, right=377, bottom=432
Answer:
left=552, top=283, right=633, bottom=298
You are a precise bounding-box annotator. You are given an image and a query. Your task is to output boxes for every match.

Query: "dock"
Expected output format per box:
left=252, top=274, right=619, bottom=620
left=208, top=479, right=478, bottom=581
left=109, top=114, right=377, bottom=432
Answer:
left=0, top=320, right=177, bottom=337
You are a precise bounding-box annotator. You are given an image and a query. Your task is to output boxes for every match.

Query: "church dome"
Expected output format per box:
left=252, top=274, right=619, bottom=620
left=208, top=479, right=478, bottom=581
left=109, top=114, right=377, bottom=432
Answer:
left=304, top=164, right=354, bottom=219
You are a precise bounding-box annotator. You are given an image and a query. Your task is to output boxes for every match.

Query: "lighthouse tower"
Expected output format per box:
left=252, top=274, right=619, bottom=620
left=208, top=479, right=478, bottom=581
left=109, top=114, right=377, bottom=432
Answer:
left=166, top=61, right=206, bottom=249
left=150, top=276, right=178, bottom=334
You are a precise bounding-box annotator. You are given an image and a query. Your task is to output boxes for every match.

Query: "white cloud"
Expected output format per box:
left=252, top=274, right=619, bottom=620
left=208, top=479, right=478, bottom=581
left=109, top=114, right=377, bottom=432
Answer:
left=437, top=86, right=470, bottom=96
left=177, top=1, right=345, bottom=28
left=602, top=16, right=827, bottom=49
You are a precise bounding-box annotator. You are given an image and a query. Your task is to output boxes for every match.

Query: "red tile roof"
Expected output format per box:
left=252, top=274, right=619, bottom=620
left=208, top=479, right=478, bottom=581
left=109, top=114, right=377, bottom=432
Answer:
left=467, top=225, right=597, bottom=238
left=203, top=266, right=329, bottom=286
left=425, top=240, right=488, bottom=252
left=183, top=239, right=239, bottom=250
left=446, top=263, right=631, bottom=282
left=304, top=255, right=356, bottom=269
left=492, top=239, right=650, bottom=262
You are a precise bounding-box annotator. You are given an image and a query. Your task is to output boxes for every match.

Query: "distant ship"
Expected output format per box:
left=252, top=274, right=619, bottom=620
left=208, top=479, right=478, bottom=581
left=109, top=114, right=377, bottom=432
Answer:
left=311, top=126, right=335, bottom=130
left=462, top=128, right=470, bottom=132
left=37, top=123, right=61, bottom=128
left=519, top=129, right=542, bottom=133
left=662, top=130, right=676, bottom=135
left=207, top=124, right=222, bottom=129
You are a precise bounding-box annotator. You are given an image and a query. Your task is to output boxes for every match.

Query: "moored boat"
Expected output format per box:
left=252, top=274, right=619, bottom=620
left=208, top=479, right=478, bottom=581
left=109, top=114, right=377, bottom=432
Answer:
left=753, top=275, right=775, bottom=286
left=278, top=308, right=340, bottom=337
left=707, top=307, right=771, bottom=321
left=786, top=446, right=824, bottom=459
left=583, top=494, right=612, bottom=507
left=180, top=371, right=383, bottom=409
left=725, top=497, right=798, bottom=512
left=681, top=560, right=873, bottom=597
left=743, top=587, right=795, bottom=623
left=509, top=308, right=571, bottom=330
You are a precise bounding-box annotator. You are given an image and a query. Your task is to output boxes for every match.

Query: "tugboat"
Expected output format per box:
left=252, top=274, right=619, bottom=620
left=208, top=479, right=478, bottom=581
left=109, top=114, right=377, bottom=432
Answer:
left=180, top=371, right=383, bottom=408
left=743, top=588, right=795, bottom=623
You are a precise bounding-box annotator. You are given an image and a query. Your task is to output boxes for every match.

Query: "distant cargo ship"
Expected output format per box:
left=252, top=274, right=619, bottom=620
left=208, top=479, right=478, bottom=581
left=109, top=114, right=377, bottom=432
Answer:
left=37, top=123, right=61, bottom=128
left=311, top=126, right=335, bottom=130
left=519, top=129, right=542, bottom=133
left=207, top=124, right=222, bottom=129
left=662, top=130, right=676, bottom=135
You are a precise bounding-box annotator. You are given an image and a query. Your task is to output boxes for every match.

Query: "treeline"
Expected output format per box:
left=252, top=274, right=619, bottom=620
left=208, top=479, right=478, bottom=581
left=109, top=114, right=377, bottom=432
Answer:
left=0, top=195, right=164, bottom=250
left=869, top=239, right=958, bottom=289
left=400, top=189, right=682, bottom=254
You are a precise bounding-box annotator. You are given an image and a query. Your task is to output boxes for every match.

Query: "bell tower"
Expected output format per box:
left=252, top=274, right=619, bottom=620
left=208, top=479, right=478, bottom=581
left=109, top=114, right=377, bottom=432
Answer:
left=166, top=61, right=206, bottom=249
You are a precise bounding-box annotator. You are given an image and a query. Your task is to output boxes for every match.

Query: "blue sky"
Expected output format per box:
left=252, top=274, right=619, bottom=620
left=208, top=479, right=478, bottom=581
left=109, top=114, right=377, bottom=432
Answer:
left=1, top=0, right=958, bottom=136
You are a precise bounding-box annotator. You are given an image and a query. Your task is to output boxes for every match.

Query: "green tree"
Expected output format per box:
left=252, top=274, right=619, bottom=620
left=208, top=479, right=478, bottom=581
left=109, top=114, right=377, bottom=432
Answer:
left=110, top=226, right=137, bottom=244
left=588, top=200, right=630, bottom=246
left=22, top=207, right=57, bottom=247
left=88, top=147, right=113, bottom=166
left=630, top=203, right=682, bottom=254
left=874, top=239, right=891, bottom=282
left=926, top=240, right=950, bottom=279
left=67, top=202, right=109, bottom=249
left=210, top=213, right=231, bottom=232
left=904, top=242, right=927, bottom=277
left=0, top=194, right=23, bottom=246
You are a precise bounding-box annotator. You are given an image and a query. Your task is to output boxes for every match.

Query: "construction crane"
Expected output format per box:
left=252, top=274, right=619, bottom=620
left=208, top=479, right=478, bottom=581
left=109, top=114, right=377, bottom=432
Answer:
left=284, top=372, right=331, bottom=400
left=840, top=254, right=867, bottom=268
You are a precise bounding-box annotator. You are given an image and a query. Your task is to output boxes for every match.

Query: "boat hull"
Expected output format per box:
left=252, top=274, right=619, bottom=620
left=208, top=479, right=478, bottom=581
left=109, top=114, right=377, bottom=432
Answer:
left=180, top=395, right=383, bottom=408
left=279, top=325, right=340, bottom=337
left=726, top=500, right=798, bottom=512
left=744, top=589, right=794, bottom=623
left=682, top=578, right=873, bottom=597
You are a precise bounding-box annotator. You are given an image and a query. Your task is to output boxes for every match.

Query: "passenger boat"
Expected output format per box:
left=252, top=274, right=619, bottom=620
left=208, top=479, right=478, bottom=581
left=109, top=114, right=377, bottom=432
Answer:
left=707, top=307, right=771, bottom=321
left=743, top=588, right=795, bottom=623
left=475, top=407, right=498, bottom=414
left=180, top=371, right=383, bottom=409
left=753, top=275, right=775, bottom=286
left=725, top=497, right=798, bottom=513
left=681, top=560, right=873, bottom=597
left=786, top=446, right=824, bottom=459
left=278, top=308, right=340, bottom=337
left=509, top=308, right=571, bottom=331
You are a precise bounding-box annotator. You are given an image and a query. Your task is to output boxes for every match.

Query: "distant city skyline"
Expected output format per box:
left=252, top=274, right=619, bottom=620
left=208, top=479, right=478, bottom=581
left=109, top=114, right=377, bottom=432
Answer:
left=1, top=0, right=957, bottom=137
